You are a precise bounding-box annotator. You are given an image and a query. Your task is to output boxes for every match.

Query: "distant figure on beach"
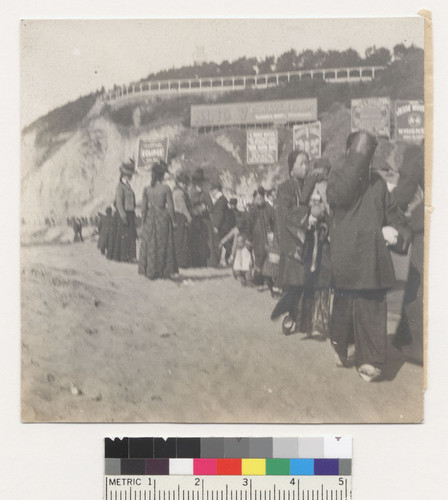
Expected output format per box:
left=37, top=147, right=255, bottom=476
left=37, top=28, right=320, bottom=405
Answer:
left=111, top=159, right=137, bottom=262
left=73, top=217, right=84, bottom=242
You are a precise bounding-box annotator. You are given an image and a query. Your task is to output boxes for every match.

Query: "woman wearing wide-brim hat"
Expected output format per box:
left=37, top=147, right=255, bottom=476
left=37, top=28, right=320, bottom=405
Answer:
left=138, top=161, right=179, bottom=279
left=110, top=159, right=137, bottom=262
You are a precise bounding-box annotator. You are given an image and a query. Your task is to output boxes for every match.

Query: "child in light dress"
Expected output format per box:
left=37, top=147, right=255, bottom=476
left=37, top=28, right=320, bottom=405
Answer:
left=220, top=227, right=253, bottom=286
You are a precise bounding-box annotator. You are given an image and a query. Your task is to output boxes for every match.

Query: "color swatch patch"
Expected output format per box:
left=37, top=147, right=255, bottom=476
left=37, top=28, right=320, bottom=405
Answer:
left=105, top=437, right=352, bottom=476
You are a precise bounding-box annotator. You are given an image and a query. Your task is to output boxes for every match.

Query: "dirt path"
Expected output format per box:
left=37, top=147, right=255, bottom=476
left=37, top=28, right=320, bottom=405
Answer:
left=21, top=241, right=423, bottom=423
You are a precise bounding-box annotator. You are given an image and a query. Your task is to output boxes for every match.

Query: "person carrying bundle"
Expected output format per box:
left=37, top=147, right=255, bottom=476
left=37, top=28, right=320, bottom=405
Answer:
left=327, top=131, right=412, bottom=382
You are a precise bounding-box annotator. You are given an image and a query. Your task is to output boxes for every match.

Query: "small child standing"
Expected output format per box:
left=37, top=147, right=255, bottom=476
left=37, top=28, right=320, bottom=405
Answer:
left=98, top=206, right=115, bottom=257
left=220, top=227, right=253, bottom=286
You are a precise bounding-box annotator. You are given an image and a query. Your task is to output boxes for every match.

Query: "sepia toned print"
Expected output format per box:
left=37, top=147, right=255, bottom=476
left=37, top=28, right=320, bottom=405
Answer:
left=21, top=18, right=427, bottom=422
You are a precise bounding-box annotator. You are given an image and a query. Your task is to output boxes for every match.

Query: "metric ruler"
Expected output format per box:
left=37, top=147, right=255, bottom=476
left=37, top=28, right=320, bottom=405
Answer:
left=105, top=438, right=352, bottom=500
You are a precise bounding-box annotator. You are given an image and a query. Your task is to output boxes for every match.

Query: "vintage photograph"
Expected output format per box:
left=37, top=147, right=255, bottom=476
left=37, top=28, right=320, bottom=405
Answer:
left=21, top=18, right=426, bottom=423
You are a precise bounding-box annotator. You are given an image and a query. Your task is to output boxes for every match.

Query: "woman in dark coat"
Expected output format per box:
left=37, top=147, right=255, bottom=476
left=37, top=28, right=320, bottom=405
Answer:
left=209, top=179, right=232, bottom=266
left=172, top=171, right=193, bottom=268
left=327, top=132, right=411, bottom=382
left=111, top=159, right=137, bottom=262
left=271, top=151, right=318, bottom=334
left=247, top=186, right=275, bottom=289
left=188, top=168, right=214, bottom=268
left=138, top=162, right=178, bottom=280
left=392, top=143, right=424, bottom=365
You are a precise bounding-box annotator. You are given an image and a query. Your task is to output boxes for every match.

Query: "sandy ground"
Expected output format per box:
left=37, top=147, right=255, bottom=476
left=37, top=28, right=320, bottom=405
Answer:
left=21, top=238, right=423, bottom=423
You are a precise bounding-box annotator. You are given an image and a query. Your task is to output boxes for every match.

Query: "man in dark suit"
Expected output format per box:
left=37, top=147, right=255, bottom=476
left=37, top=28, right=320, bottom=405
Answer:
left=210, top=179, right=232, bottom=264
left=327, top=131, right=412, bottom=382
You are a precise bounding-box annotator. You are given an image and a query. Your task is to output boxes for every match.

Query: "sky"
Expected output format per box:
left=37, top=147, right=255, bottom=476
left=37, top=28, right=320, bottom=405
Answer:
left=21, top=17, right=424, bottom=127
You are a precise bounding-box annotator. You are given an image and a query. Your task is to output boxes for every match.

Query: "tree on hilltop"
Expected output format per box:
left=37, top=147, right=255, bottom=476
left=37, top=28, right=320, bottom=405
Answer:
left=364, top=46, right=392, bottom=66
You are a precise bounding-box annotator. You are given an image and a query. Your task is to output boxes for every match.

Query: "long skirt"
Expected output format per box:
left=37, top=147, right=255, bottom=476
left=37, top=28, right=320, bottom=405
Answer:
left=253, top=251, right=267, bottom=286
left=393, top=232, right=423, bottom=365
left=111, top=211, right=136, bottom=262
left=331, top=289, right=387, bottom=369
left=97, top=229, right=105, bottom=251
left=103, top=226, right=116, bottom=258
left=311, top=288, right=333, bottom=337
left=98, top=223, right=115, bottom=256
left=173, top=213, right=191, bottom=268
left=190, top=216, right=210, bottom=268
left=138, top=208, right=178, bottom=279
left=206, top=220, right=220, bottom=268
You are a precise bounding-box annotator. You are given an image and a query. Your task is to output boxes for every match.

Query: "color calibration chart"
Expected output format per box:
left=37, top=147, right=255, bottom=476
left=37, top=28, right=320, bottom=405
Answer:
left=105, top=437, right=352, bottom=500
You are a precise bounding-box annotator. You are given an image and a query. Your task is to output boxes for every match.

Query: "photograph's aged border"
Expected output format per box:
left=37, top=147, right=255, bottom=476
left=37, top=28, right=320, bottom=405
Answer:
left=420, top=9, right=433, bottom=389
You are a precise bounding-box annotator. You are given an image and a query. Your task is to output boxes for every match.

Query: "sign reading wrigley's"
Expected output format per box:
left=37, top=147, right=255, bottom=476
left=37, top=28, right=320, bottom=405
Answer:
left=191, top=99, right=317, bottom=127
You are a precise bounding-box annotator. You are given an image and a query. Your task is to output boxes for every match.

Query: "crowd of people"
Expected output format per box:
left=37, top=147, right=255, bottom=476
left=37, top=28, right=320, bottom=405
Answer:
left=95, top=130, right=424, bottom=383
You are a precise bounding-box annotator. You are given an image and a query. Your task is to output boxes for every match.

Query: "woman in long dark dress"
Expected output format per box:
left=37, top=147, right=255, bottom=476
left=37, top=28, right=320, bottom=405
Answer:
left=270, top=151, right=318, bottom=334
left=172, top=171, right=192, bottom=268
left=111, top=159, right=137, bottom=262
left=138, top=162, right=179, bottom=280
left=188, top=168, right=214, bottom=267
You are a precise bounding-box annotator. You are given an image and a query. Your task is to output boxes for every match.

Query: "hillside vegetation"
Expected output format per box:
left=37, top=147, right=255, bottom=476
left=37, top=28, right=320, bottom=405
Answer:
left=138, top=44, right=408, bottom=82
